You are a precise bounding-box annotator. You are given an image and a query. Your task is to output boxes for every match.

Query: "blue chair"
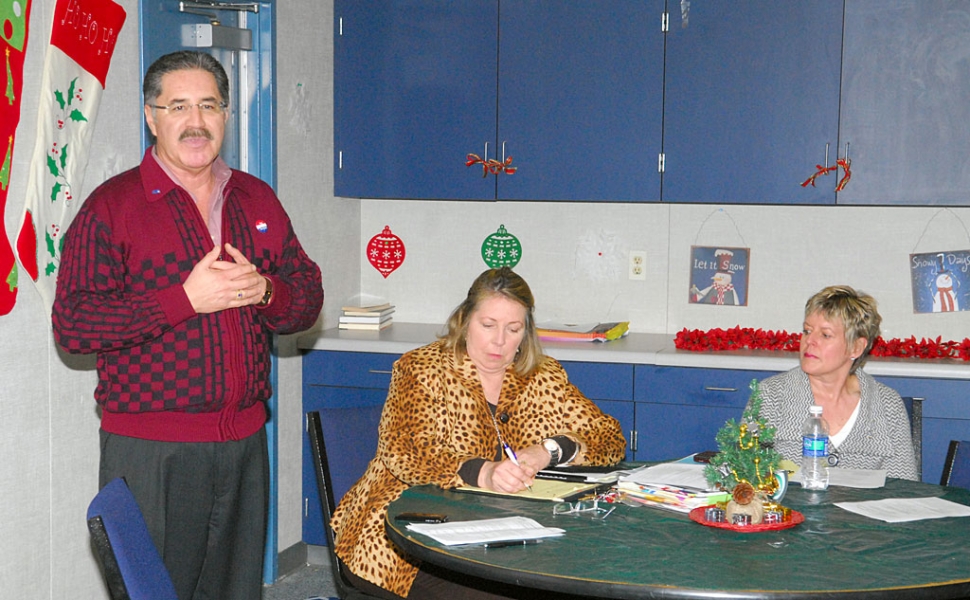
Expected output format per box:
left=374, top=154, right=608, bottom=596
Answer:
left=87, top=478, right=178, bottom=600
left=307, top=411, right=383, bottom=600
left=941, top=440, right=970, bottom=489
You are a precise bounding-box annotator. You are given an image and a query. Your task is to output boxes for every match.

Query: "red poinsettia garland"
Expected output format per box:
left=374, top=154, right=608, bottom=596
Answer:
left=675, top=327, right=970, bottom=362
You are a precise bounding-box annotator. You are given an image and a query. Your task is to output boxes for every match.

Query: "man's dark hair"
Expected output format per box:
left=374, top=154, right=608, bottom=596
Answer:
left=143, top=51, right=230, bottom=106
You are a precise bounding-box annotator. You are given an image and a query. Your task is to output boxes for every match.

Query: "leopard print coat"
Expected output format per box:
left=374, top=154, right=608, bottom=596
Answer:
left=330, top=341, right=627, bottom=597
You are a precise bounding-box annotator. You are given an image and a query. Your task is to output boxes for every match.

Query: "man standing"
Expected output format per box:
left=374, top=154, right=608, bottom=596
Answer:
left=52, top=51, right=323, bottom=600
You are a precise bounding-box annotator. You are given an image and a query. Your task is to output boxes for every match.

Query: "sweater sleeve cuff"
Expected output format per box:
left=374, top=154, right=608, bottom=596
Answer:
left=156, top=283, right=197, bottom=326
left=458, top=458, right=486, bottom=487
left=552, top=435, right=579, bottom=465
left=255, top=275, right=289, bottom=317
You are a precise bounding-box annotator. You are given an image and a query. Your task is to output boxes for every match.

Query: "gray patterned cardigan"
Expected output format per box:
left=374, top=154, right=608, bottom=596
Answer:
left=750, top=368, right=918, bottom=481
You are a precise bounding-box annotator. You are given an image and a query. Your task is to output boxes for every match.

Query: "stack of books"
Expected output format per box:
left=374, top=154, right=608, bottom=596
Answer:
left=536, top=321, right=629, bottom=343
left=339, top=302, right=394, bottom=331
left=615, top=462, right=730, bottom=513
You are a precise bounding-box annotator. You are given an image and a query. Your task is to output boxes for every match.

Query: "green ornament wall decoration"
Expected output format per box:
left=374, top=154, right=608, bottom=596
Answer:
left=481, top=224, right=522, bottom=268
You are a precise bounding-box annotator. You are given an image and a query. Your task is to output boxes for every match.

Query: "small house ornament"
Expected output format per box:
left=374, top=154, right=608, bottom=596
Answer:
left=367, top=225, right=406, bottom=278
left=481, top=224, right=522, bottom=268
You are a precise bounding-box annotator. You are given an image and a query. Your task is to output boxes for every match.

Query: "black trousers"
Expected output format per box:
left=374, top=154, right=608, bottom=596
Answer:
left=99, top=428, right=269, bottom=600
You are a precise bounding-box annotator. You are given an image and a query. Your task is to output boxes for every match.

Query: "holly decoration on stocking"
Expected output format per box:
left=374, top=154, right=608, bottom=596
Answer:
left=481, top=224, right=522, bottom=269
left=704, top=380, right=783, bottom=496
left=367, top=225, right=405, bottom=278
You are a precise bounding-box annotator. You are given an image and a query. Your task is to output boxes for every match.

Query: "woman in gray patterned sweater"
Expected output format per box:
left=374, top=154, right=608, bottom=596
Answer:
left=751, top=285, right=918, bottom=480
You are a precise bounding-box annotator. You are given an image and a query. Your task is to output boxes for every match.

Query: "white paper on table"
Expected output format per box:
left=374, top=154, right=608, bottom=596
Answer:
left=792, top=468, right=887, bottom=489
left=619, top=462, right=713, bottom=491
left=834, top=496, right=970, bottom=523
left=405, top=516, right=565, bottom=546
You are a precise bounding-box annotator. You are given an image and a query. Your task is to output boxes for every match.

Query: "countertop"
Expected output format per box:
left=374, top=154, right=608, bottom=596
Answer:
left=297, top=323, right=970, bottom=380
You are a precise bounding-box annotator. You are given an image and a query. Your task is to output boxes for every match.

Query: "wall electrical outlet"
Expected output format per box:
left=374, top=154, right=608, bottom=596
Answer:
left=629, top=250, right=647, bottom=281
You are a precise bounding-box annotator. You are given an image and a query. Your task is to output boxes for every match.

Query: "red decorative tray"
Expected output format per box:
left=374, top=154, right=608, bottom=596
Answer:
left=688, top=506, right=804, bottom=533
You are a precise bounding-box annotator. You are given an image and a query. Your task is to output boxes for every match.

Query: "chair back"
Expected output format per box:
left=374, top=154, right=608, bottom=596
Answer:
left=306, top=410, right=383, bottom=599
left=941, top=440, right=970, bottom=489
left=901, top=397, right=922, bottom=481
left=86, top=478, right=178, bottom=600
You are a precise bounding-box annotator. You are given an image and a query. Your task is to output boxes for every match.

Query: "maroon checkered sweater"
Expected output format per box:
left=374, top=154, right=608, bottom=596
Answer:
left=52, top=149, right=323, bottom=442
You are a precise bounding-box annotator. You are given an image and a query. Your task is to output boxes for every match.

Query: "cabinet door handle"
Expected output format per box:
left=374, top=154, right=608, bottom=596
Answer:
left=704, top=386, right=738, bottom=392
left=630, top=429, right=637, bottom=453
left=368, top=369, right=393, bottom=375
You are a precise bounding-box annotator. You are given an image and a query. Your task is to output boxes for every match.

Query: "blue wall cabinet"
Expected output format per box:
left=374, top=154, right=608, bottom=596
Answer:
left=334, top=0, right=664, bottom=201
left=334, top=1, right=498, bottom=200
left=838, top=1, right=970, bottom=206
left=661, top=1, right=843, bottom=204
left=497, top=1, right=663, bottom=201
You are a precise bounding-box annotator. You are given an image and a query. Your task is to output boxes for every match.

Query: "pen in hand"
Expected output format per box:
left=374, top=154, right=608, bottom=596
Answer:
left=502, top=442, right=533, bottom=492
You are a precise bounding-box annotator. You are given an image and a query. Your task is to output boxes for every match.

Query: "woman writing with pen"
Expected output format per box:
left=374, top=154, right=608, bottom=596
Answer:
left=330, top=267, right=626, bottom=600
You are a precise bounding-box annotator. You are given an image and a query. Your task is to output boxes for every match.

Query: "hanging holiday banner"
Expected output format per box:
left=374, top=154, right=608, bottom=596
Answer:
left=481, top=224, right=522, bottom=268
left=14, top=0, right=126, bottom=314
left=367, top=225, right=405, bottom=278
left=0, top=0, right=32, bottom=316
left=689, top=246, right=750, bottom=306
left=910, top=250, right=970, bottom=314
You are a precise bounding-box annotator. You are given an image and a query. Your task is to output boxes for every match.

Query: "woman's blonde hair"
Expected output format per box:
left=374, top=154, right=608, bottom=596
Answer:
left=439, top=268, right=544, bottom=377
left=804, top=285, right=881, bottom=374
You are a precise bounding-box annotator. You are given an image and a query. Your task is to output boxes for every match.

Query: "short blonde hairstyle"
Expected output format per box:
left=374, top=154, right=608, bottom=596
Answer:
left=439, top=268, right=544, bottom=377
left=804, top=285, right=881, bottom=374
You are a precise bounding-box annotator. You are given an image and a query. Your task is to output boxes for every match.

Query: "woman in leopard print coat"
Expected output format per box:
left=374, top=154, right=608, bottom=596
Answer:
left=330, top=268, right=626, bottom=599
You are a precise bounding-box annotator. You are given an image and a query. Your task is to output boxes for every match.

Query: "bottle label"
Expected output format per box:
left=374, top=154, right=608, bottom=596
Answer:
left=802, top=435, right=828, bottom=458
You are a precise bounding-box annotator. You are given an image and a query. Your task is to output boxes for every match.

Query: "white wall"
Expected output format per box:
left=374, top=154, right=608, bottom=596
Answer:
left=1, top=0, right=142, bottom=596
left=1, top=0, right=350, bottom=597
left=360, top=201, right=970, bottom=343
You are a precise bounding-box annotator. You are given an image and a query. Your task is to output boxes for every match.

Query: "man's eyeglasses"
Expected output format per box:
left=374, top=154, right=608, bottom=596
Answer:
left=149, top=102, right=227, bottom=116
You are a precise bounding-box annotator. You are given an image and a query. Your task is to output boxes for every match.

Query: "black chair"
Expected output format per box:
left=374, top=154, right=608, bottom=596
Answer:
left=307, top=410, right=384, bottom=600
left=86, top=478, right=178, bottom=600
left=940, top=440, right=970, bottom=489
left=902, top=397, right=922, bottom=482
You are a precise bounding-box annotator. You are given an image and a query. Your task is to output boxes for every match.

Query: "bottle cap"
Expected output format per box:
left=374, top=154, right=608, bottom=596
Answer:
left=809, top=405, right=823, bottom=416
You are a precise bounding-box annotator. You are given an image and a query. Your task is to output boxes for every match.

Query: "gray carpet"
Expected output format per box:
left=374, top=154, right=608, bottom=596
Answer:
left=262, top=563, right=339, bottom=600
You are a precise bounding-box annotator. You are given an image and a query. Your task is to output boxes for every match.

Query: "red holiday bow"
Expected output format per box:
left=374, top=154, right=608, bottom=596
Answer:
left=465, top=153, right=517, bottom=177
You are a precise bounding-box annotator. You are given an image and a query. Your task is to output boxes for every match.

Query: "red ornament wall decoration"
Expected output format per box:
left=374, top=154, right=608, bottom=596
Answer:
left=367, top=225, right=405, bottom=278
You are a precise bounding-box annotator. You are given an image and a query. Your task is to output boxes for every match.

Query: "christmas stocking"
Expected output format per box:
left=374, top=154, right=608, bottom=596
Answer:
left=14, top=0, right=125, bottom=314
left=0, top=0, right=32, bottom=316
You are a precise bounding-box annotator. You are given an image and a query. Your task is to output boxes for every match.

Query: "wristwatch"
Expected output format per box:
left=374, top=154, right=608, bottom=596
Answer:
left=542, top=438, right=562, bottom=468
left=257, top=277, right=274, bottom=307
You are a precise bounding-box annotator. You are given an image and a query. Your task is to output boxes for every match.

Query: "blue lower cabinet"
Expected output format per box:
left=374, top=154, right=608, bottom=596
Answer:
left=560, top=361, right=636, bottom=461
left=876, top=375, right=970, bottom=484
left=302, top=351, right=397, bottom=546
left=633, top=366, right=776, bottom=461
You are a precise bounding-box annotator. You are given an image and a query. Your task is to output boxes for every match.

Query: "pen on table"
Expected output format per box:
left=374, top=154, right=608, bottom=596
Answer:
left=483, top=539, right=542, bottom=549
left=502, top=442, right=533, bottom=491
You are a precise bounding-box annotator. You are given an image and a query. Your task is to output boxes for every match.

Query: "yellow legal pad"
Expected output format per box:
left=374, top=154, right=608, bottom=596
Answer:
left=455, top=479, right=607, bottom=502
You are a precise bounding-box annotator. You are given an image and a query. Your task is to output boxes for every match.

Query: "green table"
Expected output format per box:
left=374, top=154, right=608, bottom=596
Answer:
left=386, top=479, right=970, bottom=599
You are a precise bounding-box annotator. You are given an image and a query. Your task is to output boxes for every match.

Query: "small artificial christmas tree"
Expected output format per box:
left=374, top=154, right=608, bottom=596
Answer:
left=704, top=380, right=783, bottom=497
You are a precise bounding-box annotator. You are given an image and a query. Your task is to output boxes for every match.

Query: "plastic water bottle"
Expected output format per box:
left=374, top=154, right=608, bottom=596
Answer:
left=801, top=405, right=830, bottom=490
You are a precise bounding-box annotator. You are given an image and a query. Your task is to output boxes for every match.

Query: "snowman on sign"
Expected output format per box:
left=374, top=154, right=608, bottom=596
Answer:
left=932, top=253, right=959, bottom=312
left=691, top=249, right=740, bottom=305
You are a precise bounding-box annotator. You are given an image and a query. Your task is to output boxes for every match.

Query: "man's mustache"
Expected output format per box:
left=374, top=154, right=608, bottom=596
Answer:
left=180, top=128, right=214, bottom=141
